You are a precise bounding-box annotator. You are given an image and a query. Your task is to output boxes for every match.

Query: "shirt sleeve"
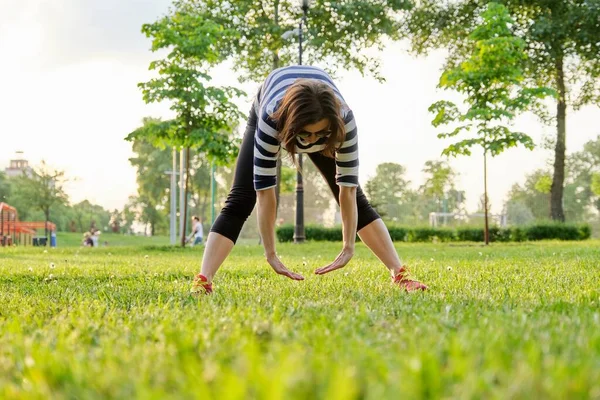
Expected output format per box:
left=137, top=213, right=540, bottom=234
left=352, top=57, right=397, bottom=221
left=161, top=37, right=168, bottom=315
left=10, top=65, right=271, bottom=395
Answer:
left=335, top=109, right=359, bottom=187
left=254, top=109, right=281, bottom=191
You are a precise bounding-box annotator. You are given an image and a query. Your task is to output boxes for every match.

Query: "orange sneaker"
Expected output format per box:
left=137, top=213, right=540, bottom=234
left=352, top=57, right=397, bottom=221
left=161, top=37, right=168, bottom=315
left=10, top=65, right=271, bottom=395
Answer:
left=393, top=266, right=428, bottom=292
left=190, top=274, right=213, bottom=296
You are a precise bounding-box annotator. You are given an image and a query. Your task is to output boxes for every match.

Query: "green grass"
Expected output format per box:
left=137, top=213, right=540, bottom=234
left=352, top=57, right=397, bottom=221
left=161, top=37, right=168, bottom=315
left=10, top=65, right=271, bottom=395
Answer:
left=1, top=241, right=599, bottom=399
left=55, top=232, right=171, bottom=247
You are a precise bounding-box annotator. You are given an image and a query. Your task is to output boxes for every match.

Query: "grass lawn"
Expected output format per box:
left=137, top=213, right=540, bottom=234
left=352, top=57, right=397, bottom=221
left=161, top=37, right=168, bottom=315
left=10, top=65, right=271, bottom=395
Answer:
left=1, top=240, right=599, bottom=399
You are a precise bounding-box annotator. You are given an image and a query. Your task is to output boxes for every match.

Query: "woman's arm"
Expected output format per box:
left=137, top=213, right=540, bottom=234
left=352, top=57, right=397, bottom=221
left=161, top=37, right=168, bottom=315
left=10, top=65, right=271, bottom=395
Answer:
left=256, top=188, right=278, bottom=258
left=257, top=188, right=304, bottom=280
left=315, top=186, right=357, bottom=275
left=339, top=186, right=358, bottom=252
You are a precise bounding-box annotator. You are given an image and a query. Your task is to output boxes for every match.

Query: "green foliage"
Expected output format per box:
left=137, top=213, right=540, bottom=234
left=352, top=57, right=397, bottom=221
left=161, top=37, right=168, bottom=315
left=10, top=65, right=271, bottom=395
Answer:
left=592, top=174, right=600, bottom=197
left=534, top=174, right=553, bottom=194
left=407, top=227, right=456, bottom=243
left=277, top=223, right=590, bottom=242
left=279, top=166, right=297, bottom=194
left=0, top=172, right=11, bottom=203
left=364, top=161, right=465, bottom=226
left=365, top=163, right=415, bottom=222
left=9, top=161, right=69, bottom=234
left=71, top=201, right=111, bottom=233
left=505, top=135, right=600, bottom=223
left=174, top=0, right=410, bottom=82
left=405, top=0, right=600, bottom=221
left=430, top=3, right=555, bottom=159
left=405, top=0, right=600, bottom=110
left=130, top=10, right=245, bottom=165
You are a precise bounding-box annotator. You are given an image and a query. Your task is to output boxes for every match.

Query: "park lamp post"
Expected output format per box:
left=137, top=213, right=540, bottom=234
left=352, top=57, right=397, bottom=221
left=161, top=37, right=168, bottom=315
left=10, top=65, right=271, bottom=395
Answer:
left=283, top=0, right=310, bottom=244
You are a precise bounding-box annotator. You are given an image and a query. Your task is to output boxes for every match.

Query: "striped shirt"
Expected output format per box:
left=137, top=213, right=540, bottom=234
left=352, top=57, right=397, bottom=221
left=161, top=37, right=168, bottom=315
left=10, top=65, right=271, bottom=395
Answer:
left=253, top=65, right=359, bottom=191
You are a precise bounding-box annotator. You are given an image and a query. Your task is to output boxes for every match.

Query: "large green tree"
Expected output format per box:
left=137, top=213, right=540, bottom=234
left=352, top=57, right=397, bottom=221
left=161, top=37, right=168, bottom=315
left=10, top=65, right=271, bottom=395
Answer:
left=71, top=200, right=111, bottom=233
left=172, top=0, right=411, bottom=206
left=418, top=160, right=465, bottom=225
left=428, top=3, right=555, bottom=244
left=365, top=162, right=418, bottom=224
left=504, top=166, right=593, bottom=224
left=10, top=161, right=69, bottom=237
left=566, top=134, right=600, bottom=216
left=405, top=0, right=600, bottom=222
left=130, top=10, right=245, bottom=245
left=175, top=0, right=410, bottom=81
left=128, top=131, right=172, bottom=236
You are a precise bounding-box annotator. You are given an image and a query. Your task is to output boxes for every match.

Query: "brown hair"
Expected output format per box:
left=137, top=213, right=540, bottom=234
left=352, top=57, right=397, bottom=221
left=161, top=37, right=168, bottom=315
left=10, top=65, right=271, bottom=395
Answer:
left=270, top=79, right=346, bottom=162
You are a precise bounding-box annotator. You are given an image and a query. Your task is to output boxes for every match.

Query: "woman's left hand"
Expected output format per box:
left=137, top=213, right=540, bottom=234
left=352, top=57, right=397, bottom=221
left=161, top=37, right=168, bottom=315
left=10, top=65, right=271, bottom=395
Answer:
left=314, top=247, right=354, bottom=275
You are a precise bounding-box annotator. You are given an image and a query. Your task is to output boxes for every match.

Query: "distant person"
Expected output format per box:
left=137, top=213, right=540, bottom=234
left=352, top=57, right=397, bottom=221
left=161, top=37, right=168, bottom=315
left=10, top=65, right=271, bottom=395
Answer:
left=190, top=66, right=427, bottom=295
left=187, top=216, right=203, bottom=247
left=91, top=230, right=100, bottom=247
left=82, top=232, right=93, bottom=247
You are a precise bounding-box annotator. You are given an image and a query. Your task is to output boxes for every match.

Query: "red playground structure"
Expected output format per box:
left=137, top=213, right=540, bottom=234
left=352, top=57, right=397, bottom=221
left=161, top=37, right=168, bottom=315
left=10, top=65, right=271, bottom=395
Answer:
left=0, top=202, right=56, bottom=247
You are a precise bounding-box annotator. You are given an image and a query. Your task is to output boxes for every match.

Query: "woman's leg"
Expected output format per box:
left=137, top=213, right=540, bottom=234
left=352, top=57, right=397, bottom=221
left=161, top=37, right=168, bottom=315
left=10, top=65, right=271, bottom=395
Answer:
left=196, top=107, right=258, bottom=283
left=306, top=153, right=401, bottom=276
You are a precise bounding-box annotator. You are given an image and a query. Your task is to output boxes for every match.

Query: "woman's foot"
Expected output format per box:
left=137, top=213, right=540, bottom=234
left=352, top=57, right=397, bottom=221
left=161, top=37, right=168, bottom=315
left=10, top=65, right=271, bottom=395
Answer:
left=393, top=266, right=428, bottom=292
left=190, top=274, right=213, bottom=296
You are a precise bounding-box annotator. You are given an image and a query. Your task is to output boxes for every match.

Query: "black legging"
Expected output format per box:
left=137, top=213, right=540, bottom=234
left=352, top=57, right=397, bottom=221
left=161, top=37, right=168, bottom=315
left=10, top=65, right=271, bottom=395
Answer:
left=210, top=106, right=380, bottom=243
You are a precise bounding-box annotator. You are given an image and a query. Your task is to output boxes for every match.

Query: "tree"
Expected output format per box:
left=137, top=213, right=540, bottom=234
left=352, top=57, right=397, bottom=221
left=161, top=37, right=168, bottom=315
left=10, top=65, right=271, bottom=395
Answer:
left=418, top=160, right=465, bottom=226
left=128, top=133, right=173, bottom=236
left=187, top=150, right=215, bottom=225
left=71, top=200, right=111, bottom=233
left=10, top=161, right=69, bottom=238
left=365, top=163, right=417, bottom=223
left=565, top=134, right=600, bottom=217
left=404, top=0, right=600, bottom=222
left=506, top=169, right=552, bottom=221
left=134, top=194, right=167, bottom=236
left=419, top=160, right=461, bottom=212
left=504, top=165, right=593, bottom=224
left=121, top=196, right=138, bottom=235
left=110, top=209, right=121, bottom=233
left=428, top=3, right=555, bottom=244
left=0, top=172, right=11, bottom=203
left=172, top=0, right=411, bottom=207
left=130, top=11, right=245, bottom=246
left=592, top=174, right=600, bottom=197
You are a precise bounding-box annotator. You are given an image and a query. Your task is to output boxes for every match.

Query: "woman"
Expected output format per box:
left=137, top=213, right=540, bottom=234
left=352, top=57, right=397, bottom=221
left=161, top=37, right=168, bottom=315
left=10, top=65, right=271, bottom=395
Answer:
left=191, top=65, right=427, bottom=295
left=186, top=216, right=204, bottom=246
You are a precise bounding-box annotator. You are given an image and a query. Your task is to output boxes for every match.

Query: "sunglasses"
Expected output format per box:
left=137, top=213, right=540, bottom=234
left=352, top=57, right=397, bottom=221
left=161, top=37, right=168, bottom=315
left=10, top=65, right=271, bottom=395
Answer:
left=295, top=129, right=332, bottom=139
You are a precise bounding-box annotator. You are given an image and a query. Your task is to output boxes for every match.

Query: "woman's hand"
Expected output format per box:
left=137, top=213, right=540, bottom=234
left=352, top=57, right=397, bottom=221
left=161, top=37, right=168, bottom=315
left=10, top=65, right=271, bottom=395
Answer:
left=314, top=247, right=354, bottom=275
left=266, top=254, right=305, bottom=280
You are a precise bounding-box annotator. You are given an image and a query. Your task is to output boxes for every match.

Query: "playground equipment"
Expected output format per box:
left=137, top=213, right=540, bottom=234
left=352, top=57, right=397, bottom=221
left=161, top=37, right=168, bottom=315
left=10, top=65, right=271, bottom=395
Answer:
left=0, top=202, right=56, bottom=247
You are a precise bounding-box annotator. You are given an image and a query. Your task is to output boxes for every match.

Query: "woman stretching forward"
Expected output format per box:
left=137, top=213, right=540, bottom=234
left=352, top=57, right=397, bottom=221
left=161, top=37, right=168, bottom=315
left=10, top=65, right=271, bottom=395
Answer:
left=191, top=66, right=427, bottom=294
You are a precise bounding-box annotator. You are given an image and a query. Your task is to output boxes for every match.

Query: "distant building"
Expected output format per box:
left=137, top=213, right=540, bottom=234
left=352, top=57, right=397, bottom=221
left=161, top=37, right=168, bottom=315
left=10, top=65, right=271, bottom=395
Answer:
left=4, top=151, right=32, bottom=178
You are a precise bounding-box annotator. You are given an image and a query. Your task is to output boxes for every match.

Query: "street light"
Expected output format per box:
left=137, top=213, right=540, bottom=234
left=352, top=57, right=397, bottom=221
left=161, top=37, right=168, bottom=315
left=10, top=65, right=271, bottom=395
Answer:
left=286, top=0, right=310, bottom=244
left=282, top=1, right=311, bottom=244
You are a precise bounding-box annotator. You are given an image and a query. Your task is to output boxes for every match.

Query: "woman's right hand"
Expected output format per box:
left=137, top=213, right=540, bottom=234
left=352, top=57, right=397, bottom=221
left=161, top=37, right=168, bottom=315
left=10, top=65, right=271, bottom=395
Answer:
left=266, top=254, right=304, bottom=280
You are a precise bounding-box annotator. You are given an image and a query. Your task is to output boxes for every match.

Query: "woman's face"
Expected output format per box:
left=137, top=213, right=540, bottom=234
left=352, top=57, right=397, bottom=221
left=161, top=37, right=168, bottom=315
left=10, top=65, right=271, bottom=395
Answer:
left=296, top=119, right=331, bottom=145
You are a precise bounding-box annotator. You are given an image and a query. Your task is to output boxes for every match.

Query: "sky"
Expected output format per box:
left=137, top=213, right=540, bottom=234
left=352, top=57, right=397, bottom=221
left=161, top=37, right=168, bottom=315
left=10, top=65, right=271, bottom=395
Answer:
left=1, top=0, right=599, bottom=215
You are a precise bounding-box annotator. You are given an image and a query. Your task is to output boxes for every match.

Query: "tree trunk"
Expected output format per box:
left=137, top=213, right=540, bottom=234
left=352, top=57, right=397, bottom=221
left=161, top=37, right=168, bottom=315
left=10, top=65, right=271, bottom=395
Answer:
left=181, top=147, right=191, bottom=247
left=483, top=150, right=489, bottom=245
left=550, top=55, right=567, bottom=222
left=44, top=208, right=50, bottom=242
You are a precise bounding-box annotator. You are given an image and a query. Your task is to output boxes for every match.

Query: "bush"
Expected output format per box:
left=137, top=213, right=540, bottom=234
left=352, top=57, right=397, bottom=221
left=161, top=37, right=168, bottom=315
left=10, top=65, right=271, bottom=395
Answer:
left=407, top=227, right=455, bottom=242
left=525, top=222, right=591, bottom=241
left=276, top=223, right=592, bottom=242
